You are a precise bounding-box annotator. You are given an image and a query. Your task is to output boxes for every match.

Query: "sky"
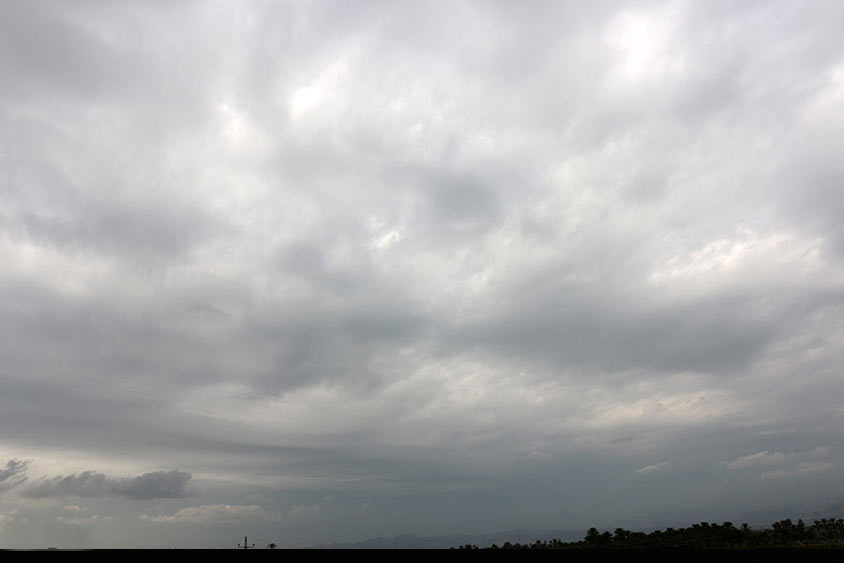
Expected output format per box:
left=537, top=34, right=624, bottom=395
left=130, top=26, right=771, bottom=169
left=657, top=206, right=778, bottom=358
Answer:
left=1, top=0, right=844, bottom=549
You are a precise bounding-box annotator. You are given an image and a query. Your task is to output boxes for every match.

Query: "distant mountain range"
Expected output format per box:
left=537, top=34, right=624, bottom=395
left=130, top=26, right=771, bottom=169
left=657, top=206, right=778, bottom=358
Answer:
left=605, top=497, right=844, bottom=532
left=311, top=497, right=844, bottom=549
left=311, top=529, right=585, bottom=549
left=738, top=498, right=844, bottom=527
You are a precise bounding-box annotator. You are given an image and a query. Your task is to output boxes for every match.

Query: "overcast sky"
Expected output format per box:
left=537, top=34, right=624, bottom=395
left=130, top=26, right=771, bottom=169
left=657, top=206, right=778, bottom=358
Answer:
left=2, top=0, right=844, bottom=549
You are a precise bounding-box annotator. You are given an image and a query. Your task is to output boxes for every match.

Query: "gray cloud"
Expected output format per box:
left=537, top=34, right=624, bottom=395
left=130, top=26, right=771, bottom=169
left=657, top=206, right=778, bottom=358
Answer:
left=1, top=0, right=844, bottom=549
left=727, top=451, right=791, bottom=471
left=141, top=504, right=277, bottom=524
left=22, top=470, right=192, bottom=500
left=0, top=459, right=28, bottom=492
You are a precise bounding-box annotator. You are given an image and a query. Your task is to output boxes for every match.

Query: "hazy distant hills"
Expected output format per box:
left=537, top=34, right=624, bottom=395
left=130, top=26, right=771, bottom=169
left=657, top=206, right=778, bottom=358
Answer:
left=312, top=497, right=844, bottom=549
left=597, top=497, right=844, bottom=534
left=738, top=498, right=844, bottom=527
left=312, top=529, right=585, bottom=549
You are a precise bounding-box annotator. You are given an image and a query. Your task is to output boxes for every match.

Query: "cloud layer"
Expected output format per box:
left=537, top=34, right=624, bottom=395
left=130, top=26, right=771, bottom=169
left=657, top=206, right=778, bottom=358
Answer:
left=1, top=0, right=844, bottom=549
left=141, top=504, right=277, bottom=525
left=0, top=460, right=27, bottom=492
left=22, top=470, right=192, bottom=500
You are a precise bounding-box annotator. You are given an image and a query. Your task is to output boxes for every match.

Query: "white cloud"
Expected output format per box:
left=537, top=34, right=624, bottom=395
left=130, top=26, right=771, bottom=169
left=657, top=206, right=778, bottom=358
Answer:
left=726, top=451, right=791, bottom=470
left=141, top=505, right=278, bottom=524
left=635, top=462, right=670, bottom=475
left=726, top=448, right=840, bottom=480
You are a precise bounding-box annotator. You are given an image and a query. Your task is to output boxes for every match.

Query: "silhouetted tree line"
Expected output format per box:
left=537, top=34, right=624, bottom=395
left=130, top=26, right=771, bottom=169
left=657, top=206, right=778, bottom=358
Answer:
left=454, top=518, right=844, bottom=549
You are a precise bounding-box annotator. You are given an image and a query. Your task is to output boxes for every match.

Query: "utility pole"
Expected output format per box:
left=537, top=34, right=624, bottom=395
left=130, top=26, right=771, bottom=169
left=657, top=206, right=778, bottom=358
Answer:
left=238, top=536, right=255, bottom=550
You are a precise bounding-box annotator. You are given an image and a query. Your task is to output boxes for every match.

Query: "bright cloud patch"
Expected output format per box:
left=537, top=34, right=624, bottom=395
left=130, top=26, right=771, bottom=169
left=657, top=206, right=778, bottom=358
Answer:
left=726, top=448, right=839, bottom=480
left=141, top=505, right=277, bottom=524
left=635, top=462, right=671, bottom=475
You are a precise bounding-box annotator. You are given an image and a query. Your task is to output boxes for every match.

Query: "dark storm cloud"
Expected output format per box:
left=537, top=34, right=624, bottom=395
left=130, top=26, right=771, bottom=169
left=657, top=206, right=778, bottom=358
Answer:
left=22, top=470, right=192, bottom=500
